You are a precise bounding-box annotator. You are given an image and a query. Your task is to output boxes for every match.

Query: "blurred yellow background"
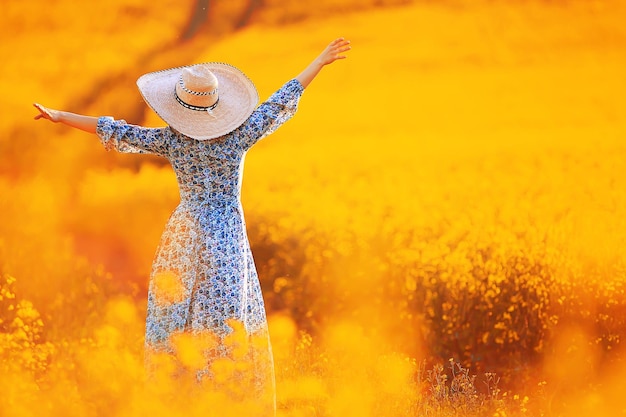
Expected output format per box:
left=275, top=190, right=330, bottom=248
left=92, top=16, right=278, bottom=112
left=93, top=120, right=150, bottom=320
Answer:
left=2, top=0, right=626, bottom=416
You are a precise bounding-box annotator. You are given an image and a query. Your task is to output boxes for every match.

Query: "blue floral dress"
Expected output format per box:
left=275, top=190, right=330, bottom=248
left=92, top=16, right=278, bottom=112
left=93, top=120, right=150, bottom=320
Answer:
left=96, top=79, right=304, bottom=411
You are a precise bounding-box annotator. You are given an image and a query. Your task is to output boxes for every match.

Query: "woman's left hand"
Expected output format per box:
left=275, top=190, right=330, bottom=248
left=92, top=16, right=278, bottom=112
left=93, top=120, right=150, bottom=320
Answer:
left=33, top=103, right=61, bottom=122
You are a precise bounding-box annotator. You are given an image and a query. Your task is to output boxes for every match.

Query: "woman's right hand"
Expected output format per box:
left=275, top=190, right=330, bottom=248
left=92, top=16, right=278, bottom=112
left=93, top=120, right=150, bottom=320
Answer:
left=33, top=103, right=61, bottom=122
left=316, top=37, right=351, bottom=67
left=295, top=37, right=351, bottom=89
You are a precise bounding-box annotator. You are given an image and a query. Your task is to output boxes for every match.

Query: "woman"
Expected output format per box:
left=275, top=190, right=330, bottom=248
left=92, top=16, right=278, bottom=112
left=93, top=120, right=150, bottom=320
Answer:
left=34, top=38, right=350, bottom=413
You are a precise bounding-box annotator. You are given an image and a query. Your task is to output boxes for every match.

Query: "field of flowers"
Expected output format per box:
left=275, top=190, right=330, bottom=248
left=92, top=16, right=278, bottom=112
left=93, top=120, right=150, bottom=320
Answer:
left=2, top=0, right=626, bottom=416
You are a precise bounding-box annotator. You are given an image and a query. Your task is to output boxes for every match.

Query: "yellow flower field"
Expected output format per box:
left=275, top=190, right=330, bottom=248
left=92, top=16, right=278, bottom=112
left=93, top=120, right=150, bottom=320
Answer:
left=2, top=0, right=626, bottom=415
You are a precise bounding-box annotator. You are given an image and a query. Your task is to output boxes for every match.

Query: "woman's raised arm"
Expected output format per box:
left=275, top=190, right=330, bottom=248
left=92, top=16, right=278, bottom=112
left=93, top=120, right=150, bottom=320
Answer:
left=33, top=103, right=98, bottom=134
left=295, top=38, right=351, bottom=89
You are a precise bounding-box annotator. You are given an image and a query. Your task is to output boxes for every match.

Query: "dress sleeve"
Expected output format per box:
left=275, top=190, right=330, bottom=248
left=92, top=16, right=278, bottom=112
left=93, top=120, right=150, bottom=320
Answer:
left=234, top=79, right=305, bottom=151
left=96, top=116, right=171, bottom=157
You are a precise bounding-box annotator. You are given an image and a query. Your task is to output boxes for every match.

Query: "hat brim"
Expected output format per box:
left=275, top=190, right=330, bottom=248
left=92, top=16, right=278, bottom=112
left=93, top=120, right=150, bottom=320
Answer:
left=137, top=63, right=259, bottom=141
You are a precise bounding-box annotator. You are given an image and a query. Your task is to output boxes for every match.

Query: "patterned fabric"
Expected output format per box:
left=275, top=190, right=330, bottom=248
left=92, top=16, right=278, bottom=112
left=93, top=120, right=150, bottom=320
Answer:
left=96, top=79, right=304, bottom=412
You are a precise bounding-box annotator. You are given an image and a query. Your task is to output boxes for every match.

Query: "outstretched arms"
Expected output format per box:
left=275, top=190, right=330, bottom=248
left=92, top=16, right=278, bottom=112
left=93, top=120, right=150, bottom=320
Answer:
left=33, top=37, right=351, bottom=135
left=296, top=38, right=351, bottom=89
left=236, top=37, right=352, bottom=150
left=33, top=104, right=171, bottom=156
left=33, top=103, right=98, bottom=134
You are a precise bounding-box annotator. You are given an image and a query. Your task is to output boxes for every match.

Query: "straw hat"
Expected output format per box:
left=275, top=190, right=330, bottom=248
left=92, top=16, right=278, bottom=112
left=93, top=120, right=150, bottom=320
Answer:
left=136, top=63, right=259, bottom=140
